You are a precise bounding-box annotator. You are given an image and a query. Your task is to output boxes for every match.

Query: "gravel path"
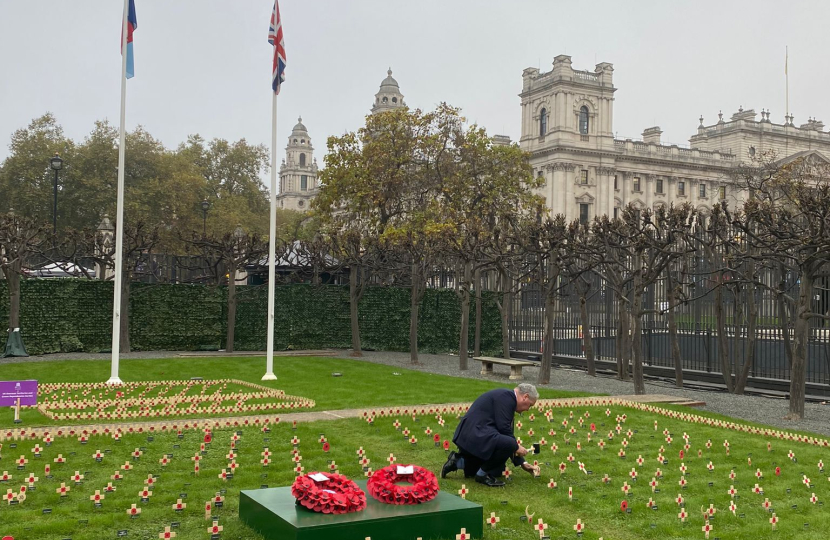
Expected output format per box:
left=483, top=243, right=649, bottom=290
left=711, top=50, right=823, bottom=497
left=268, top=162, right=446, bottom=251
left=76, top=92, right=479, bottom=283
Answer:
left=5, top=349, right=830, bottom=437
left=330, top=350, right=830, bottom=438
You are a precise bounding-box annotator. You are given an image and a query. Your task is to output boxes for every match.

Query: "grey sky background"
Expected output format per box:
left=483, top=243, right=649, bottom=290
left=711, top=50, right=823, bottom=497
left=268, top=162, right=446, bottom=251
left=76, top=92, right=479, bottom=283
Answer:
left=1, top=0, right=828, bottom=178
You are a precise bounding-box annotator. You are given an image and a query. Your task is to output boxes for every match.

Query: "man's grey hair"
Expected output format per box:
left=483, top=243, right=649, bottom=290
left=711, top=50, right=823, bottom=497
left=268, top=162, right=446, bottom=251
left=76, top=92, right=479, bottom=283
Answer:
left=516, top=383, right=539, bottom=400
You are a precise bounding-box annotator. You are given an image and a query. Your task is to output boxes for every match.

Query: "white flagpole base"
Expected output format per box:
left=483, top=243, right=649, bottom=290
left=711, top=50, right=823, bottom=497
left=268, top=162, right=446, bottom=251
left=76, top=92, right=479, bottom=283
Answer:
left=106, top=377, right=124, bottom=385
left=261, top=372, right=278, bottom=381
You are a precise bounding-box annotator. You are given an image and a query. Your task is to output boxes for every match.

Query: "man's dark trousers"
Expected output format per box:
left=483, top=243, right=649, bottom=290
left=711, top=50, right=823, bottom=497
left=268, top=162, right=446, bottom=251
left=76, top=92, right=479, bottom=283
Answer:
left=452, top=388, right=524, bottom=477
left=457, top=441, right=523, bottom=477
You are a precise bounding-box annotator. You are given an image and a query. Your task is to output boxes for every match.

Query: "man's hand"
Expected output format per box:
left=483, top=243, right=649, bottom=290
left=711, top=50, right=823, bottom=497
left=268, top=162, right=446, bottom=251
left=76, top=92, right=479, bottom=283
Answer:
left=521, top=462, right=540, bottom=477
left=515, top=445, right=529, bottom=457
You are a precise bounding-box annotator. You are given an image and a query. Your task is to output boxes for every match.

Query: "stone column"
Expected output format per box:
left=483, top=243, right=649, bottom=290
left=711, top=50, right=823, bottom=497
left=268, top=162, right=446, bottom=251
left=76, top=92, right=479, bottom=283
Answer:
left=551, top=164, right=565, bottom=216
left=563, top=164, right=575, bottom=221
left=598, top=167, right=616, bottom=218
left=618, top=171, right=628, bottom=210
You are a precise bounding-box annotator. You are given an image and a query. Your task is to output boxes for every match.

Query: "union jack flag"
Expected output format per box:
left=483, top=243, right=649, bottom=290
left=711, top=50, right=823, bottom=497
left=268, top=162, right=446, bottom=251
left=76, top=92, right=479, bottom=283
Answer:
left=268, top=1, right=286, bottom=94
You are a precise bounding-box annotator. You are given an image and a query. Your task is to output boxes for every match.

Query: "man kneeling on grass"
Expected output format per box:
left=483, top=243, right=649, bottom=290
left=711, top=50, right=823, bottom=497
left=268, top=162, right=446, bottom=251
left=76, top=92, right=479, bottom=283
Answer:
left=441, top=383, right=539, bottom=487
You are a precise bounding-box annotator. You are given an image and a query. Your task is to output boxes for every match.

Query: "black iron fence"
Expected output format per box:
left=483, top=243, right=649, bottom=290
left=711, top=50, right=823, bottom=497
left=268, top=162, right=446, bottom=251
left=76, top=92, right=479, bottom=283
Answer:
left=509, top=272, right=830, bottom=389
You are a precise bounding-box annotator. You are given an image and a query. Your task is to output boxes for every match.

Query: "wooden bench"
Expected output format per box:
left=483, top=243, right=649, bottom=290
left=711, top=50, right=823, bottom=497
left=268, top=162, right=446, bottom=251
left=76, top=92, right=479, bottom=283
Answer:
left=474, top=356, right=536, bottom=380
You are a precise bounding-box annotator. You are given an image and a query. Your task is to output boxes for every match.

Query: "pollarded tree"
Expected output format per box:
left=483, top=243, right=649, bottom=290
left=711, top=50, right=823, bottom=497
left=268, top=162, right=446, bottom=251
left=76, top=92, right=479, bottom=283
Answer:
left=523, top=214, right=569, bottom=385
left=736, top=155, right=830, bottom=420
left=0, top=213, right=50, bottom=356
left=591, top=214, right=635, bottom=381
left=88, top=221, right=162, bottom=353
left=326, top=227, right=383, bottom=357
left=314, top=105, right=460, bottom=365
left=183, top=227, right=267, bottom=353
left=594, top=204, right=696, bottom=394
left=561, top=220, right=601, bottom=377
left=438, top=121, right=543, bottom=370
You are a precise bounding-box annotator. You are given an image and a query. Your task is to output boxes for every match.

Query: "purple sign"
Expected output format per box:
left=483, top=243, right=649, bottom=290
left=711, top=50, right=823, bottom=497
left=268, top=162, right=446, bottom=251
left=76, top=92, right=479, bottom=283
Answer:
left=0, top=380, right=38, bottom=407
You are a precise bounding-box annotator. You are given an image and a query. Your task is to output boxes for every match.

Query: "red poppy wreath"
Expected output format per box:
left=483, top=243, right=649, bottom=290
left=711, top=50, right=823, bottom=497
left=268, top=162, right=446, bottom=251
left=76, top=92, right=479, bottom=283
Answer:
left=366, top=464, right=439, bottom=505
left=291, top=472, right=367, bottom=514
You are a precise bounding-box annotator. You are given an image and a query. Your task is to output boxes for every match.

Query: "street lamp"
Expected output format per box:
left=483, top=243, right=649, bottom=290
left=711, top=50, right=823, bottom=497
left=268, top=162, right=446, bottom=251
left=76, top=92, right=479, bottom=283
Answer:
left=49, top=153, right=63, bottom=236
left=200, top=199, right=211, bottom=236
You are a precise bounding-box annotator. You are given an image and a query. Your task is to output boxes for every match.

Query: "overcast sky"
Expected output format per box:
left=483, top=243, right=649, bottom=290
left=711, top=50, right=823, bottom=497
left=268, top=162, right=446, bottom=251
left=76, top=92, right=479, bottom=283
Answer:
left=2, top=0, right=828, bottom=173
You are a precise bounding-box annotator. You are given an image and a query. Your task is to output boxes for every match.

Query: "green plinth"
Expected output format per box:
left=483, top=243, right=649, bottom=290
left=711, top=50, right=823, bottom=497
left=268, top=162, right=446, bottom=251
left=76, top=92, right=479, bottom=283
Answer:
left=240, top=480, right=483, bottom=540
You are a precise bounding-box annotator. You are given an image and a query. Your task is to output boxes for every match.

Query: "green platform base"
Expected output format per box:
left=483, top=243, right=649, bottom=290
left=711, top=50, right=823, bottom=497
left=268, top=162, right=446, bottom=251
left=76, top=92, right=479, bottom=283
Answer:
left=240, top=480, right=483, bottom=540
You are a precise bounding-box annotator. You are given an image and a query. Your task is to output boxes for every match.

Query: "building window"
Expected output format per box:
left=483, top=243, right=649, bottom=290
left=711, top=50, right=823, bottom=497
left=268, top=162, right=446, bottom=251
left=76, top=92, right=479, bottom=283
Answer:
left=580, top=170, right=588, bottom=184
left=656, top=179, right=664, bottom=194
left=540, top=108, right=547, bottom=136
left=301, top=175, right=308, bottom=190
left=579, top=106, right=589, bottom=134
left=298, top=200, right=305, bottom=208
left=392, top=97, right=397, bottom=103
left=678, top=181, right=685, bottom=196
left=719, top=186, right=726, bottom=200
left=579, top=203, right=589, bottom=224
left=613, top=207, right=619, bottom=219
left=614, top=175, right=618, bottom=190
left=699, top=183, right=707, bottom=198
left=382, top=97, right=388, bottom=103
left=537, top=170, right=544, bottom=178
left=299, top=153, right=306, bottom=167
left=633, top=177, right=641, bottom=192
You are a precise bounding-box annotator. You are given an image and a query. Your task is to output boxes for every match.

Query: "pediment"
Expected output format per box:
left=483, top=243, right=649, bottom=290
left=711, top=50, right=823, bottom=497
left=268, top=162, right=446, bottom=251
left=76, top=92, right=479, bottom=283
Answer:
left=776, top=150, right=830, bottom=167
left=575, top=192, right=596, bottom=204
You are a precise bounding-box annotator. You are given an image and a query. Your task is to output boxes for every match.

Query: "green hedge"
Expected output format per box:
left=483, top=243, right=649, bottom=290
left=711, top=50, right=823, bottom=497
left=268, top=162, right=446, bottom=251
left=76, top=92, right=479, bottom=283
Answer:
left=0, top=279, right=502, bottom=356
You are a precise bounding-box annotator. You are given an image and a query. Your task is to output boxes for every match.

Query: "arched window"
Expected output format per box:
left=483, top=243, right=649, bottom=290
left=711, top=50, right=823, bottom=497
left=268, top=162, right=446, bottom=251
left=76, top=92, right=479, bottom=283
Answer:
left=299, top=153, right=306, bottom=167
left=579, top=106, right=589, bottom=134
left=540, top=108, right=547, bottom=136
left=392, top=97, right=397, bottom=103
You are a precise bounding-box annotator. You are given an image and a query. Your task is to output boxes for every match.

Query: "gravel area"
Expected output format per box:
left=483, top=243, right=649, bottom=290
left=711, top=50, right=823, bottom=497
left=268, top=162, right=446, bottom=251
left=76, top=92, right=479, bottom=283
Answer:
left=0, top=351, right=182, bottom=364
left=330, top=350, right=830, bottom=438
left=5, top=349, right=830, bottom=437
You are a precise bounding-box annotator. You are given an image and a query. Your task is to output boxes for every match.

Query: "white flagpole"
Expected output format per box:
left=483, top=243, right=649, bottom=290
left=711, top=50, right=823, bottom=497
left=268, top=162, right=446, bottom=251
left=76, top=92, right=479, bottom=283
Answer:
left=785, top=46, right=789, bottom=119
left=262, top=90, right=278, bottom=381
left=107, top=0, right=130, bottom=385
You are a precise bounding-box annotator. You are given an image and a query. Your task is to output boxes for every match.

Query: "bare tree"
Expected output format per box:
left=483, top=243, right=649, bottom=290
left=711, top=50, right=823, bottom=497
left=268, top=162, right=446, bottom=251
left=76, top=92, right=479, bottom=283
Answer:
left=89, top=221, right=161, bottom=353
left=595, top=204, right=696, bottom=394
left=183, top=227, right=267, bottom=353
left=0, top=213, right=50, bottom=356
left=736, top=156, right=830, bottom=420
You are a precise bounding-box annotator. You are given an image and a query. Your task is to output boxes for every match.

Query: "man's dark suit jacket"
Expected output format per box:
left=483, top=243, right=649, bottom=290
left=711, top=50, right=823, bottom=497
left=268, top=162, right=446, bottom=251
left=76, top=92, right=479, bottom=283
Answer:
left=452, top=388, right=518, bottom=460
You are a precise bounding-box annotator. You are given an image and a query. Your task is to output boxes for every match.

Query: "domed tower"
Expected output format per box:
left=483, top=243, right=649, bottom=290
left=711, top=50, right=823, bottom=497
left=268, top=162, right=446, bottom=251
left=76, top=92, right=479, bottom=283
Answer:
left=371, top=68, right=406, bottom=114
left=276, top=116, right=319, bottom=212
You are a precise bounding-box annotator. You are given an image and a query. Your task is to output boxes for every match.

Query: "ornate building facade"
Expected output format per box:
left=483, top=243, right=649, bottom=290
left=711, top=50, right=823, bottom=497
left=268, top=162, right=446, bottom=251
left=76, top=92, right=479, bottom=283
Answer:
left=275, top=117, right=319, bottom=211
left=276, top=69, right=406, bottom=212
left=520, top=55, right=830, bottom=222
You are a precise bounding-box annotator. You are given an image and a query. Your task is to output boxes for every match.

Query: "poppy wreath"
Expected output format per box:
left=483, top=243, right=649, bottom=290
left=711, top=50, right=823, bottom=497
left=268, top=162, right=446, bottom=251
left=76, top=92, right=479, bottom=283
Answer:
left=291, top=472, right=367, bottom=514
left=366, top=464, right=439, bottom=505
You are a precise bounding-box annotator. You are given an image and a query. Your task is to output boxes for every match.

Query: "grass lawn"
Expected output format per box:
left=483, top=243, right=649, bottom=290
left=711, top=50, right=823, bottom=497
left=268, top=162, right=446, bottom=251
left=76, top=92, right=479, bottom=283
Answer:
left=3, top=400, right=830, bottom=539
left=0, top=355, right=592, bottom=429
left=3, top=355, right=830, bottom=539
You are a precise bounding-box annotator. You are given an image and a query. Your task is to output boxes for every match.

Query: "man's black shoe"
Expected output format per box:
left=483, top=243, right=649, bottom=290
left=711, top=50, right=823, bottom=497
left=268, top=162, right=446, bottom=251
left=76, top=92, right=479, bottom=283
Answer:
left=441, top=451, right=459, bottom=478
left=474, top=474, right=506, bottom=487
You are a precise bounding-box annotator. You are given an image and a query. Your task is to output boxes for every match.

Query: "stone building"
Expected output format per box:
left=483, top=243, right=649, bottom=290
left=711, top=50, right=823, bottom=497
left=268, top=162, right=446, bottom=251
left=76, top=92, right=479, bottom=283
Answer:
left=371, top=68, right=406, bottom=114
left=275, top=117, right=319, bottom=212
left=520, top=54, right=830, bottom=222
left=276, top=69, right=407, bottom=212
